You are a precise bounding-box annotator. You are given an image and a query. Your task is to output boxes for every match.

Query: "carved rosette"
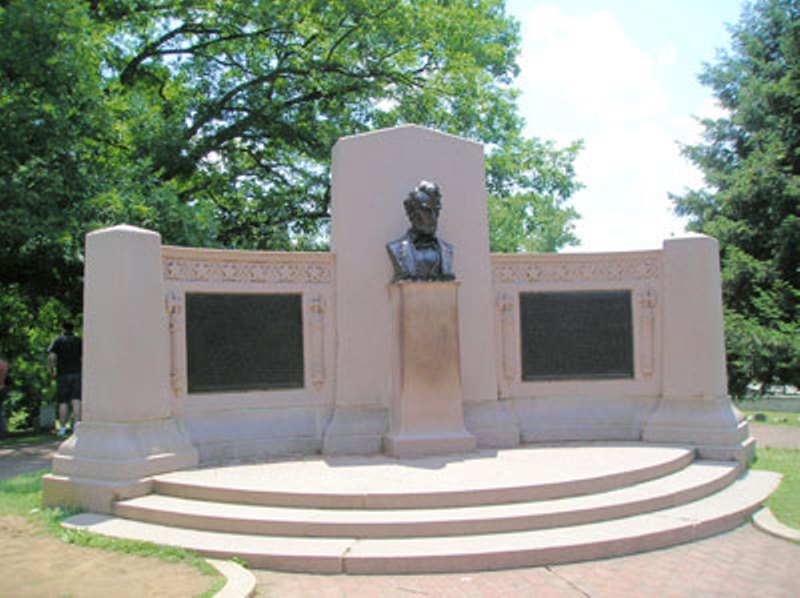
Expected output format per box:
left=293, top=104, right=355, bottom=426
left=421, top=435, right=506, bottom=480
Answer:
left=492, top=257, right=659, bottom=285
left=308, top=295, right=326, bottom=390
left=164, top=291, right=184, bottom=396
left=163, top=258, right=333, bottom=285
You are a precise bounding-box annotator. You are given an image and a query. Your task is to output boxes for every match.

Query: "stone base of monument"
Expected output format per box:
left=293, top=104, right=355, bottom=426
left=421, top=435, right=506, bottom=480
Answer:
left=42, top=420, right=198, bottom=513
left=643, top=397, right=755, bottom=462
left=383, top=432, right=477, bottom=459
left=61, top=443, right=780, bottom=574
left=384, top=281, right=477, bottom=457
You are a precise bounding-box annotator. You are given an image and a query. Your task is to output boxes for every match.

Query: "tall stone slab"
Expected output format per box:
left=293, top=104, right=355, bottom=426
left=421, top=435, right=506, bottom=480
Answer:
left=324, top=125, right=516, bottom=453
left=644, top=235, right=750, bottom=461
left=43, top=225, right=198, bottom=512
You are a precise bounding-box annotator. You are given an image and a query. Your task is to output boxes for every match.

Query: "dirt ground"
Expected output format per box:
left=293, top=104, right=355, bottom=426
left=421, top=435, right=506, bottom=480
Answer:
left=0, top=516, right=215, bottom=598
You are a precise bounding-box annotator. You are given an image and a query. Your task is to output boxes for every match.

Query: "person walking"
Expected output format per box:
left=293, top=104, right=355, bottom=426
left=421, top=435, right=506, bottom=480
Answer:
left=0, top=357, right=8, bottom=436
left=48, top=322, right=82, bottom=437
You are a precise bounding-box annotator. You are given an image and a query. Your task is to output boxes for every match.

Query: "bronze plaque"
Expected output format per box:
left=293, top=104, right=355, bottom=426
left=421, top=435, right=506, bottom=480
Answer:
left=520, top=291, right=633, bottom=381
left=186, top=293, right=304, bottom=393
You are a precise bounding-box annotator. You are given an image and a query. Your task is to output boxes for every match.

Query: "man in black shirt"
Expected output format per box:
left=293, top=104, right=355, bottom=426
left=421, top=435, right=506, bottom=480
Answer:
left=48, top=321, right=82, bottom=436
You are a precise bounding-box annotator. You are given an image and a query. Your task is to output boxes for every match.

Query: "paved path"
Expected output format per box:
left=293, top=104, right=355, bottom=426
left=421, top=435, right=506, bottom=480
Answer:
left=0, top=440, right=60, bottom=480
left=254, top=524, right=800, bottom=597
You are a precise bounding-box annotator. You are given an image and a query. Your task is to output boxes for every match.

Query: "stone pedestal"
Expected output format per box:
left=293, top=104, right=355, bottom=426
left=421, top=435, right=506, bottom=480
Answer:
left=383, top=281, right=476, bottom=458
left=43, top=225, right=198, bottom=513
left=643, top=235, right=751, bottom=462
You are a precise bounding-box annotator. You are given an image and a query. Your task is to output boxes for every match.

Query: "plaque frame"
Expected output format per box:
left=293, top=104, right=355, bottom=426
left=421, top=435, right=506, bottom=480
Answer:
left=519, top=290, right=635, bottom=382
left=185, top=292, right=305, bottom=394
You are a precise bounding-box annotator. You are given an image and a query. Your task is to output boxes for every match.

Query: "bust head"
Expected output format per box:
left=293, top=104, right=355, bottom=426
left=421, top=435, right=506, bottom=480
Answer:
left=403, top=181, right=442, bottom=237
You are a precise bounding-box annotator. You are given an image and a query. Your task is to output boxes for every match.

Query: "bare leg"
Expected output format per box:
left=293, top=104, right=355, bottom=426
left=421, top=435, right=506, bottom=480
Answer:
left=58, top=403, right=68, bottom=433
left=72, top=399, right=81, bottom=424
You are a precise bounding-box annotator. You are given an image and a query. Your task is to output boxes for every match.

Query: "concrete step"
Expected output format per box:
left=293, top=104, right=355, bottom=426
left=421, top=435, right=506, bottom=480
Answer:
left=115, top=461, right=739, bottom=538
left=152, top=444, right=695, bottom=508
left=63, top=470, right=781, bottom=574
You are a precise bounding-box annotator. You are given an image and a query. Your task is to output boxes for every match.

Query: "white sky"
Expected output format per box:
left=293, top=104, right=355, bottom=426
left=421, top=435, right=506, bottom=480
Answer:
left=504, top=0, right=745, bottom=251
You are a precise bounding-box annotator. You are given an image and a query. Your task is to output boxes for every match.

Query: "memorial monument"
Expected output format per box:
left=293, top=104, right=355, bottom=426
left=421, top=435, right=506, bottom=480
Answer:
left=383, top=181, right=475, bottom=457
left=44, top=124, right=754, bottom=505
left=41, top=125, right=772, bottom=575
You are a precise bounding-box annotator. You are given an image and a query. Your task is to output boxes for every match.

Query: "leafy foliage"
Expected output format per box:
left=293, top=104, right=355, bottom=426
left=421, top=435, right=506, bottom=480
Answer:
left=0, top=0, right=582, bottom=421
left=0, top=286, right=68, bottom=428
left=488, top=138, right=583, bottom=252
left=672, top=0, right=799, bottom=397
left=85, top=0, right=580, bottom=250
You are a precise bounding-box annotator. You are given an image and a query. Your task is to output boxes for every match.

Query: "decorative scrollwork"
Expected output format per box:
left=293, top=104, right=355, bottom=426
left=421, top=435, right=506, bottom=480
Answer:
left=492, top=257, right=659, bottom=285
left=637, top=289, right=658, bottom=377
left=308, top=295, right=326, bottom=390
left=163, top=258, right=333, bottom=285
left=496, top=292, right=517, bottom=382
left=164, top=291, right=184, bottom=396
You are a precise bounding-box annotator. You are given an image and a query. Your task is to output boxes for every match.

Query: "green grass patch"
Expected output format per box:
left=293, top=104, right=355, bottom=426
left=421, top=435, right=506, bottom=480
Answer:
left=740, top=409, right=800, bottom=427
left=751, top=447, right=800, bottom=530
left=0, top=469, right=46, bottom=516
left=736, top=398, right=800, bottom=413
left=0, top=470, right=225, bottom=597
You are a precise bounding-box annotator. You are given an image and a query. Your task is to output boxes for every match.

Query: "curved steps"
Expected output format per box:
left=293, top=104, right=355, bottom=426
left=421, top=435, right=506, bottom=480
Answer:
left=61, top=444, right=781, bottom=574
left=115, top=461, right=738, bottom=538
left=150, top=445, right=695, bottom=509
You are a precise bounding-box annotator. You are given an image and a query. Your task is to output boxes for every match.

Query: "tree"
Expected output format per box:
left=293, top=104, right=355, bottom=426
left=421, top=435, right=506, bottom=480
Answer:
left=487, top=137, right=583, bottom=252
left=672, top=0, right=799, bottom=397
left=1, top=0, right=582, bottom=426
left=0, top=0, right=215, bottom=425
left=86, top=0, right=580, bottom=250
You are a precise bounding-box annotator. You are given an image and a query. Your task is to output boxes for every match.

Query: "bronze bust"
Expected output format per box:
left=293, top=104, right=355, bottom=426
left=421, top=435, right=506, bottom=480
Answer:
left=386, top=181, right=455, bottom=282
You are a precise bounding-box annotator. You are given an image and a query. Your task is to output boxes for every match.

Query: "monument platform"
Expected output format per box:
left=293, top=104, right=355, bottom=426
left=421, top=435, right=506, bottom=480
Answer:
left=62, top=442, right=779, bottom=574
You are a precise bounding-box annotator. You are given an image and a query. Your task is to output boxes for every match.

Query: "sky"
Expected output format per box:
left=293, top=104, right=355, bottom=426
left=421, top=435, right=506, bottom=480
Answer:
left=504, top=0, right=747, bottom=252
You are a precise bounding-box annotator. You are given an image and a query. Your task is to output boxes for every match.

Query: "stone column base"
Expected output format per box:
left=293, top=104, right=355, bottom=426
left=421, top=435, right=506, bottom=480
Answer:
left=643, top=397, right=753, bottom=462
left=383, top=431, right=476, bottom=459
left=464, top=400, right=520, bottom=448
left=42, top=475, right=154, bottom=514
left=323, top=406, right=389, bottom=455
left=43, top=419, right=198, bottom=513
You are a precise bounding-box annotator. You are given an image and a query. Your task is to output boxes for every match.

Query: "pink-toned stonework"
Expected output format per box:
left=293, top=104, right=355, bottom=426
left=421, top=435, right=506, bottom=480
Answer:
left=43, top=125, right=751, bottom=516
left=384, top=281, right=476, bottom=457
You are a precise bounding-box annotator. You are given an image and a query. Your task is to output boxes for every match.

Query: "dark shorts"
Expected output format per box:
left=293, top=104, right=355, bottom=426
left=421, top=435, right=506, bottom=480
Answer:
left=56, top=373, right=81, bottom=403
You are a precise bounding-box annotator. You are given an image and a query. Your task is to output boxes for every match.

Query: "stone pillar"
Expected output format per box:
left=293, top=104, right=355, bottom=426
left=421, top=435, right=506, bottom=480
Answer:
left=384, top=282, right=476, bottom=457
left=44, top=225, right=198, bottom=512
left=323, top=125, right=517, bottom=454
left=643, top=235, right=751, bottom=461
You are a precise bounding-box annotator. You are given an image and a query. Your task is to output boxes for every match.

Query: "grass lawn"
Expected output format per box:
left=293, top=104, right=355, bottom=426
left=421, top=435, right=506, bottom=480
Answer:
left=740, top=409, right=800, bottom=427
left=0, top=470, right=225, bottom=597
left=0, top=470, right=44, bottom=517
left=736, top=396, right=800, bottom=413
left=751, top=447, right=800, bottom=531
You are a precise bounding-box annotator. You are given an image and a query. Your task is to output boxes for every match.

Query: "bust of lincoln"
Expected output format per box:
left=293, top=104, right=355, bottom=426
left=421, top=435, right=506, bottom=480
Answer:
left=386, top=181, right=455, bottom=282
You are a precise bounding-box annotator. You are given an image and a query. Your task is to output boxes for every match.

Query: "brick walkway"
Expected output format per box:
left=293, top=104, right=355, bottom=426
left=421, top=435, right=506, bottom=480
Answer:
left=254, top=524, right=800, bottom=597
left=252, top=426, right=800, bottom=597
